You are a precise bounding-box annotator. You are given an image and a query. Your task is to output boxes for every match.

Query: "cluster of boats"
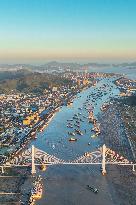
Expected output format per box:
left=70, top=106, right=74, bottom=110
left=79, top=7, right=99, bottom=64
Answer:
left=88, top=109, right=101, bottom=138
left=67, top=112, right=84, bottom=142
left=78, top=91, right=101, bottom=139
left=100, top=102, right=111, bottom=112
left=66, top=89, right=103, bottom=142
left=29, top=176, right=43, bottom=205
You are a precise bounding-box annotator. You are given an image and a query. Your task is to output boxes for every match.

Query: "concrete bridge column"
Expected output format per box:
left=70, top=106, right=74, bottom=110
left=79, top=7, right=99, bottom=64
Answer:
left=132, top=164, right=135, bottom=172
left=1, top=166, right=4, bottom=174
left=31, top=145, right=36, bottom=174
left=102, top=144, right=106, bottom=175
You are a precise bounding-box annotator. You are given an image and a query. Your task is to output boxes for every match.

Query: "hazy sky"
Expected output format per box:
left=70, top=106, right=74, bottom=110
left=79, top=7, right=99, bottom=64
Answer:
left=0, top=0, right=136, bottom=63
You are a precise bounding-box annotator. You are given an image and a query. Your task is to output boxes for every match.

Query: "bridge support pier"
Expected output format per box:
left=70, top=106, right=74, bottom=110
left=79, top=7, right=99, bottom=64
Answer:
left=102, top=144, right=106, bottom=175
left=1, top=166, right=4, bottom=174
left=31, top=145, right=36, bottom=175
left=132, top=164, right=135, bottom=172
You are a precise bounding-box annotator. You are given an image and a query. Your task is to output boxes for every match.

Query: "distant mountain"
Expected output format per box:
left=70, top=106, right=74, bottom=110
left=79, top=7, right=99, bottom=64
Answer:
left=118, top=62, right=136, bottom=67
left=0, top=61, right=136, bottom=73
left=40, top=61, right=81, bottom=71
left=115, top=62, right=136, bottom=69
left=83, top=63, right=112, bottom=68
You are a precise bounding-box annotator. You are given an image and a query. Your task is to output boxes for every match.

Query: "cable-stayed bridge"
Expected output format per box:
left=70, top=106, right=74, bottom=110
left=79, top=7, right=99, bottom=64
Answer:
left=0, top=144, right=135, bottom=175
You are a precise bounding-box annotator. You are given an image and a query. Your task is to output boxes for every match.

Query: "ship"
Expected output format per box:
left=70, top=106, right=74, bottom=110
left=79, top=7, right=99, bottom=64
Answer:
left=100, top=103, right=110, bottom=112
left=74, top=124, right=80, bottom=128
left=67, top=101, right=73, bottom=107
left=91, top=134, right=97, bottom=138
left=67, top=124, right=73, bottom=128
left=69, top=138, right=77, bottom=142
left=31, top=131, right=37, bottom=139
left=68, top=132, right=75, bottom=136
left=40, top=164, right=47, bottom=171
left=75, top=129, right=83, bottom=135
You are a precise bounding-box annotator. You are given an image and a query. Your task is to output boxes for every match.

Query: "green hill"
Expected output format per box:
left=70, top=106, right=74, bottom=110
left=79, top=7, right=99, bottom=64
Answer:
left=0, top=72, right=72, bottom=94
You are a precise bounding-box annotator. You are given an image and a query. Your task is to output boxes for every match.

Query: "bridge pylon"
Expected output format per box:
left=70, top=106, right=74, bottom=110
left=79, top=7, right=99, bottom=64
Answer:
left=31, top=145, right=36, bottom=174
left=1, top=166, right=4, bottom=174
left=102, top=144, right=106, bottom=175
left=132, top=164, right=135, bottom=172
left=0, top=166, right=4, bottom=174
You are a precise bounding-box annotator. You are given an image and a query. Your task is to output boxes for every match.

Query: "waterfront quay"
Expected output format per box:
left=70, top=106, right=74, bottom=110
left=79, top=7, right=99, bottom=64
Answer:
left=115, top=77, right=136, bottom=95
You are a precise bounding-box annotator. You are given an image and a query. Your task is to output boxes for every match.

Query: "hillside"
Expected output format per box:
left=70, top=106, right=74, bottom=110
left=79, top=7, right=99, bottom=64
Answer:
left=0, top=73, right=72, bottom=94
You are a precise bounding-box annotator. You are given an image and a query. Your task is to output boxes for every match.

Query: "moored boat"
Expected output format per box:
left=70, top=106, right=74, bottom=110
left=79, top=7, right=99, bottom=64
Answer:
left=75, top=129, right=83, bottom=135
left=69, top=138, right=77, bottom=142
left=40, top=164, right=47, bottom=171
left=67, top=124, right=73, bottom=128
left=87, top=185, right=99, bottom=193
left=68, top=132, right=75, bottom=136
left=91, top=134, right=97, bottom=138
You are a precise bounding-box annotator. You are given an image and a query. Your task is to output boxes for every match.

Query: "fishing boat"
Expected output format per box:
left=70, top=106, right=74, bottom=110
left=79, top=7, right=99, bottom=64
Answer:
left=40, top=164, right=47, bottom=171
left=68, top=132, right=75, bottom=136
left=69, top=138, right=77, bottom=142
left=67, top=122, right=73, bottom=125
left=78, top=113, right=82, bottom=115
left=100, top=104, right=109, bottom=111
left=39, top=128, right=44, bottom=132
left=67, top=119, right=73, bottom=122
left=75, top=129, right=83, bottom=135
left=91, top=134, right=97, bottom=138
left=74, top=124, right=80, bottom=128
left=73, top=116, right=76, bottom=119
left=76, top=120, right=80, bottom=124
left=95, top=131, right=100, bottom=136
left=67, top=125, right=73, bottom=128
left=67, top=101, right=73, bottom=107
left=88, top=119, right=93, bottom=123
left=33, top=135, right=37, bottom=139
left=87, top=185, right=99, bottom=193
left=31, top=131, right=36, bottom=136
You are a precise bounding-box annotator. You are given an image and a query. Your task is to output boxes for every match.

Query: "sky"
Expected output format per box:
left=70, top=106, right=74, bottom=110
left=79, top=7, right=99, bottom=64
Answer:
left=0, top=0, right=136, bottom=63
